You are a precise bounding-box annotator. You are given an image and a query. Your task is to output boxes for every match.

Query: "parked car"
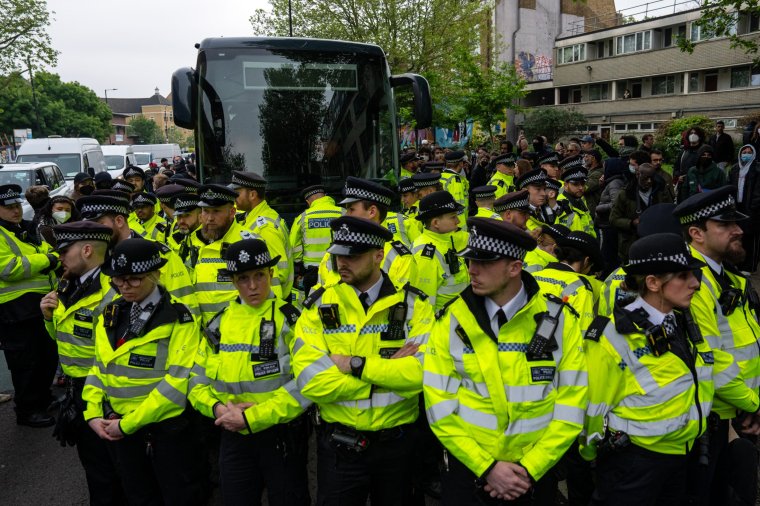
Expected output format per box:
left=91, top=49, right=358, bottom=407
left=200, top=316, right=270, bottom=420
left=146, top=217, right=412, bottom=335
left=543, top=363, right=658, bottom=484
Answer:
left=0, top=162, right=69, bottom=220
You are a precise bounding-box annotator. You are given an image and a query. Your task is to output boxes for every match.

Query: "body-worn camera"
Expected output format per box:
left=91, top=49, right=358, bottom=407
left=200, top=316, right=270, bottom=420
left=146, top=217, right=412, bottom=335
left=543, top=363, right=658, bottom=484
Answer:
left=645, top=324, right=670, bottom=357
left=318, top=304, right=341, bottom=329
left=718, top=288, right=743, bottom=316
left=597, top=430, right=630, bottom=458
left=330, top=427, right=369, bottom=452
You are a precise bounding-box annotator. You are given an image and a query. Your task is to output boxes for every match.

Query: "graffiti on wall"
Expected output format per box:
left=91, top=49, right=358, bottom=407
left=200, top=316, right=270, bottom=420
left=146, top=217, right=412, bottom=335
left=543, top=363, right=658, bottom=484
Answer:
left=516, top=52, right=553, bottom=82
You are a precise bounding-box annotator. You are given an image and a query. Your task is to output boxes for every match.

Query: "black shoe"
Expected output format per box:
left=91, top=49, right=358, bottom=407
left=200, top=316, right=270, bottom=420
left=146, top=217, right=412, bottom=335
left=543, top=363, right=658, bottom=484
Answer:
left=17, top=412, right=55, bottom=428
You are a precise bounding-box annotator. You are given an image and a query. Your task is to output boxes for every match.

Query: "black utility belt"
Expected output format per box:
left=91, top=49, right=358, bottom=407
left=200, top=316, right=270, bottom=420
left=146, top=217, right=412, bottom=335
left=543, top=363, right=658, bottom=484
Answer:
left=322, top=421, right=410, bottom=443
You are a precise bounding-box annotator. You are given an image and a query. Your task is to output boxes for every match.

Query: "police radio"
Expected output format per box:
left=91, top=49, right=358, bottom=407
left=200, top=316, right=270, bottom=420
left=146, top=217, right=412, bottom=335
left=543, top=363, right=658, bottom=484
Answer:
left=381, top=302, right=407, bottom=341
left=681, top=310, right=704, bottom=345
left=526, top=294, right=564, bottom=360
left=445, top=237, right=460, bottom=274
left=257, top=302, right=277, bottom=360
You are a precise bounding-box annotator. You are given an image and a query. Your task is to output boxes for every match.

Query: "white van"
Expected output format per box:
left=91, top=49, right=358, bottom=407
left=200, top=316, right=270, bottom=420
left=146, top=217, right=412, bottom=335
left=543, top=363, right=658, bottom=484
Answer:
left=134, top=152, right=152, bottom=170
left=0, top=162, right=69, bottom=220
left=102, top=145, right=137, bottom=178
left=15, top=137, right=108, bottom=181
left=134, top=143, right=181, bottom=162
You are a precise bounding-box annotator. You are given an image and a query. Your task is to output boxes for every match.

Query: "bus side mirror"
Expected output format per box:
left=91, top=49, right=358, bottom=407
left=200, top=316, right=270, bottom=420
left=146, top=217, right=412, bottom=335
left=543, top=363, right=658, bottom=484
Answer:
left=390, top=74, right=432, bottom=129
left=172, top=67, right=196, bottom=130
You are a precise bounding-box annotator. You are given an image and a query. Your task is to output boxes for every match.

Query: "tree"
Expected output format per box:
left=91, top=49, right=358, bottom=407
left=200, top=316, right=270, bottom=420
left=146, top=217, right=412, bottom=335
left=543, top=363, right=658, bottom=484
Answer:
left=166, top=127, right=194, bottom=150
left=522, top=108, right=587, bottom=144
left=0, top=71, right=112, bottom=140
left=654, top=115, right=714, bottom=161
left=128, top=116, right=162, bottom=144
left=677, top=2, right=760, bottom=61
left=0, top=0, right=58, bottom=73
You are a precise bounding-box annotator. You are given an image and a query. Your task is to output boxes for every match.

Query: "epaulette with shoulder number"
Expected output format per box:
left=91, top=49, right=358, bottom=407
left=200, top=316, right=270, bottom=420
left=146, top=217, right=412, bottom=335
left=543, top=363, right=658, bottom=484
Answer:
left=402, top=282, right=429, bottom=301
left=435, top=296, right=459, bottom=320
left=156, top=242, right=171, bottom=255
left=235, top=212, right=246, bottom=223
left=420, top=244, right=436, bottom=259
left=172, top=302, right=194, bottom=324
left=155, top=222, right=167, bottom=233
left=391, top=240, right=411, bottom=256
left=302, top=286, right=326, bottom=309
left=585, top=315, right=610, bottom=342
left=279, top=302, right=301, bottom=325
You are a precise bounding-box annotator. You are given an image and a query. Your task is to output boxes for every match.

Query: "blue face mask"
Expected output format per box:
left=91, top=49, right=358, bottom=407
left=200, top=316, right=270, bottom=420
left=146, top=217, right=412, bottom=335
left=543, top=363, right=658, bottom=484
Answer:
left=741, top=153, right=753, bottom=163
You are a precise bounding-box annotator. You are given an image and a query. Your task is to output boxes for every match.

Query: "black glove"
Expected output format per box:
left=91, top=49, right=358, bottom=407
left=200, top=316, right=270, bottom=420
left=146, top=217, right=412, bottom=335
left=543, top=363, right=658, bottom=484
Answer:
left=52, top=387, right=79, bottom=447
left=40, top=254, right=60, bottom=275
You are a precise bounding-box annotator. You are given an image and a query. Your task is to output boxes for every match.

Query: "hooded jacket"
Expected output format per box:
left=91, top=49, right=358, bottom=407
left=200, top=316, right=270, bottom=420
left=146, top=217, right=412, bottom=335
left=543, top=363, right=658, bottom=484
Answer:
left=683, top=145, right=726, bottom=199
left=729, top=144, right=760, bottom=231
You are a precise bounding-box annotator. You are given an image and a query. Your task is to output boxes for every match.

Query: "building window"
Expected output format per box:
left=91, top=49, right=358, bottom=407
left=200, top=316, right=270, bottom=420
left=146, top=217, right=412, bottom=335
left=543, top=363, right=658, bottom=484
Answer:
left=689, top=72, right=700, bottom=93
left=750, top=13, right=760, bottom=33
left=651, top=75, right=676, bottom=95
left=663, top=27, right=673, bottom=47
left=558, top=43, right=586, bottom=64
left=571, top=89, right=582, bottom=103
left=588, top=83, right=609, bottom=101
left=614, top=124, right=626, bottom=131
left=691, top=15, right=736, bottom=41
left=616, top=31, right=652, bottom=55
left=704, top=72, right=718, bottom=92
left=731, top=67, right=751, bottom=88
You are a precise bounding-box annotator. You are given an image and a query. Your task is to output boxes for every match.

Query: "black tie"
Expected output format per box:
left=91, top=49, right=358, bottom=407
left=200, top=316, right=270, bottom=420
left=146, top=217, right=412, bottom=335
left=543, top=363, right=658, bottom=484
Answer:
left=359, top=292, right=370, bottom=313
left=496, top=309, right=508, bottom=330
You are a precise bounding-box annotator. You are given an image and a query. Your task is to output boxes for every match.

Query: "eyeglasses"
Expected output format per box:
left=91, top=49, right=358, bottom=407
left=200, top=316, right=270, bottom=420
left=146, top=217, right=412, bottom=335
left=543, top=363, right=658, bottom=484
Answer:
left=111, top=275, right=150, bottom=288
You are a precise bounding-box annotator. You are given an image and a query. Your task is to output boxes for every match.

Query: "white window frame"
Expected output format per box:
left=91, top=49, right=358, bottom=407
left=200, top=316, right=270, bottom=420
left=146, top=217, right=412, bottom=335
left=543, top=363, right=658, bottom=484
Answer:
left=558, top=43, right=587, bottom=64
left=615, top=30, right=652, bottom=55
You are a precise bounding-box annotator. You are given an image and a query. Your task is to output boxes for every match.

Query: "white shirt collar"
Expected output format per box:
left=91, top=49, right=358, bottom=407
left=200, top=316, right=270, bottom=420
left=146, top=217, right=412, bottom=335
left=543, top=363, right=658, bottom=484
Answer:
left=353, top=274, right=384, bottom=307
left=701, top=252, right=723, bottom=275
left=79, top=266, right=100, bottom=285
left=135, top=285, right=162, bottom=311
left=485, top=283, right=528, bottom=336
left=625, top=296, right=673, bottom=326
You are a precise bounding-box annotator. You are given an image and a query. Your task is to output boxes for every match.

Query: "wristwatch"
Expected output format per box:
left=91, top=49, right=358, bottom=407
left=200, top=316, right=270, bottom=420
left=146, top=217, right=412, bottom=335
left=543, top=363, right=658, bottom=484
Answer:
left=350, top=356, right=366, bottom=378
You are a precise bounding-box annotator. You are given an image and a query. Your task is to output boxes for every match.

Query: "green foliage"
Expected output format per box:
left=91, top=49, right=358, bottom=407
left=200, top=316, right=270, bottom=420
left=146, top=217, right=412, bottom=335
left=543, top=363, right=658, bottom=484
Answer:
left=166, top=127, right=194, bottom=150
left=677, top=3, right=760, bottom=63
left=128, top=116, right=162, bottom=144
left=654, top=115, right=714, bottom=160
left=0, top=71, right=112, bottom=140
left=0, top=0, right=58, bottom=73
left=522, top=108, right=587, bottom=144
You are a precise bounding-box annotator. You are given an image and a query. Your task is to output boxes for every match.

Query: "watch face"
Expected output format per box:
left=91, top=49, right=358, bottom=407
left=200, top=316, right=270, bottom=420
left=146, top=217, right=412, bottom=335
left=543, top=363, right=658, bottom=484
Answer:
left=350, top=356, right=362, bottom=369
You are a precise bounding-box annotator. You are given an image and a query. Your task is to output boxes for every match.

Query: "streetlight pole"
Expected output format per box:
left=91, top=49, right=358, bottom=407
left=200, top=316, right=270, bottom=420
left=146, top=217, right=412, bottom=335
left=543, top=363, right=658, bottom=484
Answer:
left=288, top=0, right=293, bottom=36
left=104, top=89, right=117, bottom=144
left=26, top=57, right=41, bottom=135
left=104, top=88, right=117, bottom=107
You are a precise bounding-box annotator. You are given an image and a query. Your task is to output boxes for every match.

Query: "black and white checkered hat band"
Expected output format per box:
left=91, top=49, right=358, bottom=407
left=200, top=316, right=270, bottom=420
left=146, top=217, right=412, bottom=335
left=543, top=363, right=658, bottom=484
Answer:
left=563, top=170, right=587, bottom=181
left=55, top=231, right=112, bottom=244
left=519, top=173, right=546, bottom=189
left=474, top=190, right=495, bottom=199
left=546, top=180, right=561, bottom=191
left=561, top=159, right=583, bottom=170
left=678, top=195, right=736, bottom=224
left=0, top=189, right=20, bottom=200
left=399, top=182, right=415, bottom=193
left=226, top=251, right=271, bottom=272
left=333, top=225, right=386, bottom=248
left=494, top=196, right=529, bottom=213
left=414, top=179, right=439, bottom=188
left=540, top=155, right=559, bottom=165
left=132, top=195, right=153, bottom=206
left=200, top=190, right=235, bottom=203
left=81, top=202, right=129, bottom=217
left=123, top=169, right=142, bottom=179
left=426, top=201, right=458, bottom=213
left=232, top=173, right=265, bottom=189
left=344, top=186, right=392, bottom=207
left=114, top=253, right=163, bottom=273
left=468, top=231, right=527, bottom=260
left=175, top=197, right=199, bottom=209
left=112, top=182, right=133, bottom=192
left=304, top=188, right=323, bottom=199
left=628, top=253, right=689, bottom=267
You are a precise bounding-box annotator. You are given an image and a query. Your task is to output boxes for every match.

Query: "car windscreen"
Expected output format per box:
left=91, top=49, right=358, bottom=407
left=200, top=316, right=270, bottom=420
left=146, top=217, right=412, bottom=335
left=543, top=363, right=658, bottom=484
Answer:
left=0, top=170, right=33, bottom=193
left=15, top=153, right=81, bottom=179
left=104, top=155, right=126, bottom=170
left=135, top=153, right=151, bottom=165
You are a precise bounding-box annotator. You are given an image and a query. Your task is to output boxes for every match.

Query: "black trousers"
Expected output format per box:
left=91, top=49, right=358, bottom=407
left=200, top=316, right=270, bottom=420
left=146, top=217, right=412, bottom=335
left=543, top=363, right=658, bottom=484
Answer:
left=316, top=422, right=417, bottom=506
left=2, top=316, right=58, bottom=415
left=106, top=413, right=204, bottom=506
left=70, top=378, right=125, bottom=506
left=218, top=417, right=310, bottom=506
left=562, top=441, right=594, bottom=506
left=592, top=444, right=687, bottom=506
left=441, top=452, right=557, bottom=506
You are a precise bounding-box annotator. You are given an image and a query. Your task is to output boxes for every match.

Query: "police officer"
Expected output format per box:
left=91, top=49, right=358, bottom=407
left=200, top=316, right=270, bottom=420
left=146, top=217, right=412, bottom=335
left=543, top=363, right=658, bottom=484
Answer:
left=292, top=216, right=435, bottom=505
left=471, top=185, right=502, bottom=220
left=399, top=178, right=418, bottom=216
left=191, top=184, right=254, bottom=323
left=516, top=169, right=549, bottom=232
left=40, top=221, right=123, bottom=503
left=673, top=187, right=760, bottom=505
left=487, top=153, right=518, bottom=199
left=104, top=181, right=149, bottom=238
left=77, top=194, right=198, bottom=315
left=0, top=183, right=59, bottom=427
left=154, top=184, right=187, bottom=252
left=131, top=192, right=168, bottom=243
left=540, top=177, right=565, bottom=225
left=230, top=171, right=293, bottom=300
left=441, top=150, right=470, bottom=227
left=383, top=197, right=421, bottom=248
left=82, top=239, right=203, bottom=505
left=411, top=191, right=470, bottom=311
left=401, top=152, right=419, bottom=179
left=538, top=152, right=561, bottom=181
left=581, top=233, right=760, bottom=505
left=493, top=190, right=532, bottom=230
left=522, top=224, right=570, bottom=273
left=423, top=218, right=587, bottom=505
left=189, top=239, right=310, bottom=505
left=122, top=165, right=149, bottom=194
left=171, top=193, right=202, bottom=265
left=289, top=185, right=343, bottom=303
left=317, top=177, right=416, bottom=289
left=413, top=172, right=443, bottom=202
left=558, top=163, right=596, bottom=237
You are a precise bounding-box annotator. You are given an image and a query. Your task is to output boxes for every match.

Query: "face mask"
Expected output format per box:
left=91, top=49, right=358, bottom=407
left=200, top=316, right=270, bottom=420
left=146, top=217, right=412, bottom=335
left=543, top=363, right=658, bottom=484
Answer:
left=52, top=211, right=71, bottom=224
left=741, top=153, right=753, bottom=163
left=688, top=134, right=699, bottom=143
left=629, top=164, right=637, bottom=174
left=79, top=185, right=94, bottom=195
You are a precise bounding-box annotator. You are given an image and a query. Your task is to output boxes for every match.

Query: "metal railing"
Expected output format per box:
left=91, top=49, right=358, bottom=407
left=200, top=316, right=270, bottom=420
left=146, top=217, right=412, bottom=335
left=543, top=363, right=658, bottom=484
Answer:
left=565, top=0, right=701, bottom=36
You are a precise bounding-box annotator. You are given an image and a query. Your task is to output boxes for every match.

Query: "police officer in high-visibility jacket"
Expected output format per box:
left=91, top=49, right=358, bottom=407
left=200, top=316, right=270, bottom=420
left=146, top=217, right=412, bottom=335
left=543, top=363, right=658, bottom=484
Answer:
left=82, top=239, right=203, bottom=505
left=557, top=163, right=596, bottom=237
left=423, top=218, right=587, bottom=505
left=77, top=194, right=199, bottom=315
left=399, top=178, right=419, bottom=216
left=292, top=216, right=435, bottom=505
left=40, top=222, right=123, bottom=503
left=581, top=233, right=760, bottom=505
left=471, top=185, right=502, bottom=220
left=171, top=193, right=202, bottom=267
left=0, top=184, right=59, bottom=427
left=231, top=171, right=293, bottom=300
left=155, top=184, right=183, bottom=250
left=411, top=191, right=470, bottom=311
left=487, top=153, right=518, bottom=199
left=493, top=189, right=532, bottom=231
left=516, top=169, right=549, bottom=232
left=441, top=151, right=470, bottom=229
left=190, top=184, right=254, bottom=323
left=131, top=192, right=168, bottom=243
left=189, top=239, right=310, bottom=505
left=673, top=187, right=760, bottom=505
left=316, top=177, right=417, bottom=289
left=289, top=185, right=343, bottom=304
left=523, top=223, right=570, bottom=273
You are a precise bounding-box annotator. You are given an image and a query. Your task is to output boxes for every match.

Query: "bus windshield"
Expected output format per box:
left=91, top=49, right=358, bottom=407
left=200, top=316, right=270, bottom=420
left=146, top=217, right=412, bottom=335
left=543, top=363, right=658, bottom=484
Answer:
left=196, top=47, right=397, bottom=192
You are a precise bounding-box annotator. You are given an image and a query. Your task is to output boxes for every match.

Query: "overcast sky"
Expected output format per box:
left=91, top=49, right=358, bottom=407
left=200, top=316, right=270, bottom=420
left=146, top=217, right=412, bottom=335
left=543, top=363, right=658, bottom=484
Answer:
left=43, top=0, right=674, bottom=99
